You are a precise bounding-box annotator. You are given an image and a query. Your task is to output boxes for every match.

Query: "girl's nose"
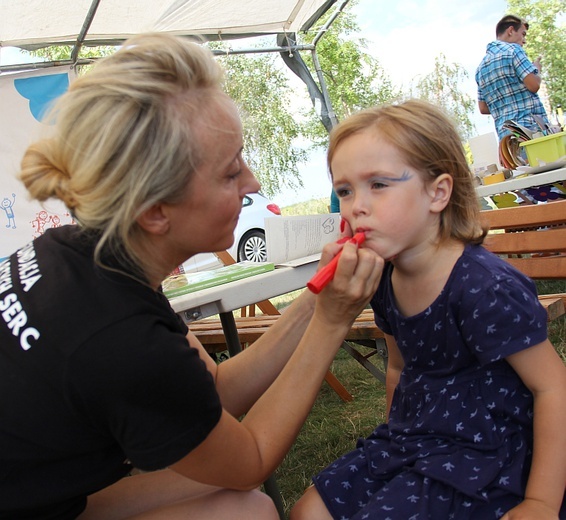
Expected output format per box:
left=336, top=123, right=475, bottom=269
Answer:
left=352, top=193, right=370, bottom=215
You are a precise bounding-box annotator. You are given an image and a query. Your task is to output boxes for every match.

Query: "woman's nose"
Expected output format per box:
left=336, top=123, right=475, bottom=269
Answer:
left=241, top=161, right=261, bottom=194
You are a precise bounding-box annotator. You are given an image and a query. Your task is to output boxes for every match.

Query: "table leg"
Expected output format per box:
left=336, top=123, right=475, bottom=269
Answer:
left=219, top=312, right=243, bottom=357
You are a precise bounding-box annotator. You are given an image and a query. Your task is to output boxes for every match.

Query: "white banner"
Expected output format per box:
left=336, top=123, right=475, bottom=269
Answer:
left=0, top=66, right=75, bottom=260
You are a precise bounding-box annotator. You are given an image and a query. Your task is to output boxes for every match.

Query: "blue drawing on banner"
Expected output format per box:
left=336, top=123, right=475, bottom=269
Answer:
left=14, top=73, right=70, bottom=122
left=1, top=193, right=17, bottom=229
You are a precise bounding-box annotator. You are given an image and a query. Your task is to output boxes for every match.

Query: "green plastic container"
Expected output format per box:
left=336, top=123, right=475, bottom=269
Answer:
left=519, top=131, right=566, bottom=166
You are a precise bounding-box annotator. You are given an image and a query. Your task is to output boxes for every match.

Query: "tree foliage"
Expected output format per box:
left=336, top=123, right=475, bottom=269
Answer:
left=409, top=54, right=476, bottom=139
left=213, top=50, right=307, bottom=196
left=301, top=3, right=401, bottom=145
left=30, top=43, right=306, bottom=197
left=506, top=0, right=566, bottom=111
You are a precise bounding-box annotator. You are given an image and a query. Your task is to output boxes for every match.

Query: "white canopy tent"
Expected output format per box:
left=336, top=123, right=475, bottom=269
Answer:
left=0, top=0, right=349, bottom=129
left=1, top=0, right=337, bottom=48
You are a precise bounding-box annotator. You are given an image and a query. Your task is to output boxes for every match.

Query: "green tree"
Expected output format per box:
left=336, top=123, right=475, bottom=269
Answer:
left=506, top=0, right=566, bottom=111
left=409, top=54, right=476, bottom=140
left=25, top=2, right=404, bottom=197
left=301, top=2, right=401, bottom=145
left=213, top=50, right=307, bottom=197
left=29, top=43, right=306, bottom=197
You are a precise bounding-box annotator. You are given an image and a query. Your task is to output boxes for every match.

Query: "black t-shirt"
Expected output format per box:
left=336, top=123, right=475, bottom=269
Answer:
left=0, top=226, right=222, bottom=519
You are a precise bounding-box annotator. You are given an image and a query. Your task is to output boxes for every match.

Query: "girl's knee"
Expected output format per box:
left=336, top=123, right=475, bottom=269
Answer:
left=244, top=488, right=279, bottom=518
left=209, top=488, right=278, bottom=520
left=290, top=486, right=331, bottom=520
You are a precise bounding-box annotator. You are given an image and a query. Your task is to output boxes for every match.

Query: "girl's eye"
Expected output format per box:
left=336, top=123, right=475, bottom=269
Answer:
left=335, top=187, right=351, bottom=198
left=371, top=180, right=387, bottom=189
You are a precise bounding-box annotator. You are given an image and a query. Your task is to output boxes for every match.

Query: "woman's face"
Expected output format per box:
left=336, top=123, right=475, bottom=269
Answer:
left=166, top=97, right=260, bottom=261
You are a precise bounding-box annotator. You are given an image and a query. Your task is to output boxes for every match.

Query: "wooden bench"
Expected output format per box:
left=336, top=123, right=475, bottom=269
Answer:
left=189, top=308, right=389, bottom=386
left=190, top=201, right=566, bottom=391
left=480, top=200, right=566, bottom=321
left=190, top=308, right=383, bottom=350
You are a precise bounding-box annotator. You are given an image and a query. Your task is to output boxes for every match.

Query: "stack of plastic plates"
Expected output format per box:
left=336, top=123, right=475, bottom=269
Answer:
left=499, top=135, right=527, bottom=170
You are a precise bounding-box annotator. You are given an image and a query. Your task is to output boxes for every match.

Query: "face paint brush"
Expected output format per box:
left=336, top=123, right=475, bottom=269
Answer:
left=307, top=232, right=366, bottom=294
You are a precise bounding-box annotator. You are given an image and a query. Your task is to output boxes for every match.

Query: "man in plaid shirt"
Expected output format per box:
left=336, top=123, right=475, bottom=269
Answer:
left=475, top=14, right=549, bottom=140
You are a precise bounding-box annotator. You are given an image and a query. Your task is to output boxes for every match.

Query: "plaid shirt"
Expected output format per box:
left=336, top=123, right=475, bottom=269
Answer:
left=475, top=40, right=549, bottom=140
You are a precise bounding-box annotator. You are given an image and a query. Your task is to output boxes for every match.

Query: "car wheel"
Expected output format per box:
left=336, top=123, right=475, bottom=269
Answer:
left=238, top=230, right=267, bottom=262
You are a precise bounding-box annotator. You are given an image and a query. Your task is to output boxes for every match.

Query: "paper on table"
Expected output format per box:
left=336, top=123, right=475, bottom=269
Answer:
left=276, top=253, right=321, bottom=267
left=265, top=214, right=340, bottom=265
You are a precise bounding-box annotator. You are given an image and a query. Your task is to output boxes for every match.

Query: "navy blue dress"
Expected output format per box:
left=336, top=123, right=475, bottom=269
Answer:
left=313, top=244, right=565, bottom=519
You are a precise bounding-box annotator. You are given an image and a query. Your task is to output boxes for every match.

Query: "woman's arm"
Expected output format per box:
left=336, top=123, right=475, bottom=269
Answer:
left=502, top=339, right=566, bottom=519
left=212, top=288, right=316, bottom=417
left=384, top=334, right=403, bottom=420
left=171, top=240, right=384, bottom=489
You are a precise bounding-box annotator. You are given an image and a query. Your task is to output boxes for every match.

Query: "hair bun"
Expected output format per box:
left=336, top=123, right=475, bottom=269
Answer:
left=20, top=139, right=74, bottom=207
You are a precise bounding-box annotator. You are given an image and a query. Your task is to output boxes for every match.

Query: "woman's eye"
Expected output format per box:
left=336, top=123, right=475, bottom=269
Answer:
left=228, top=157, right=242, bottom=179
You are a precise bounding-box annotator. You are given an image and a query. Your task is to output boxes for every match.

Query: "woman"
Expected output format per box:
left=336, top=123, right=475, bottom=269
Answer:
left=0, top=33, right=383, bottom=519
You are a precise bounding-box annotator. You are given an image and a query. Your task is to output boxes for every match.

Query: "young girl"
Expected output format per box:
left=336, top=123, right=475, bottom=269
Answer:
left=291, top=99, right=566, bottom=520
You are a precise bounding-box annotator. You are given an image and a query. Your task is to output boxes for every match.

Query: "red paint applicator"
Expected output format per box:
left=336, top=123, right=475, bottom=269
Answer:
left=307, top=232, right=366, bottom=294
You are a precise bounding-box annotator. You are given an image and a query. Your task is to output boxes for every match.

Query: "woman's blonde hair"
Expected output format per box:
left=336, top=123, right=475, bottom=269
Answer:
left=328, top=99, right=487, bottom=245
left=20, top=32, right=225, bottom=271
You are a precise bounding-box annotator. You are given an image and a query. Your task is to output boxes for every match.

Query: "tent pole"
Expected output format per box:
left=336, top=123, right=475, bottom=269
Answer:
left=310, top=47, right=338, bottom=128
left=70, top=0, right=102, bottom=64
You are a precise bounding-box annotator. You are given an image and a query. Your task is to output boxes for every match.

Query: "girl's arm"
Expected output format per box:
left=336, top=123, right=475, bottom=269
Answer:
left=502, top=339, right=566, bottom=519
left=384, top=334, right=403, bottom=421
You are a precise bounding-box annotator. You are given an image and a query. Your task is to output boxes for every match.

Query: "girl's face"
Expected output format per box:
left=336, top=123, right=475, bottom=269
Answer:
left=166, top=98, right=260, bottom=261
left=331, top=129, right=442, bottom=262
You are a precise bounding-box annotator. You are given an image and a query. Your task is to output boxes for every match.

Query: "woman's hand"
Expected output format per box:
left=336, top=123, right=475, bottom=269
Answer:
left=313, top=218, right=383, bottom=328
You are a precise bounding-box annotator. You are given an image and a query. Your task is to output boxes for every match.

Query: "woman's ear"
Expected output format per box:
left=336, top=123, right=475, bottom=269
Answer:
left=136, top=204, right=170, bottom=235
left=428, top=173, right=453, bottom=213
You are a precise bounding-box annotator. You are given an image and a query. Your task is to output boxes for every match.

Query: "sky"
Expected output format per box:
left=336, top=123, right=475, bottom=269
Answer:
left=269, top=0, right=511, bottom=207
left=0, top=0, right=511, bottom=207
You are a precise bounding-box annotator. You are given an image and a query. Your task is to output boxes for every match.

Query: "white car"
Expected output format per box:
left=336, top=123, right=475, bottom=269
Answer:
left=180, top=193, right=282, bottom=273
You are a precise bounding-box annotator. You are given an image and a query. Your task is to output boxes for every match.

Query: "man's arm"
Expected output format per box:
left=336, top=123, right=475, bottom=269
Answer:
left=478, top=100, right=491, bottom=115
left=523, top=71, right=541, bottom=93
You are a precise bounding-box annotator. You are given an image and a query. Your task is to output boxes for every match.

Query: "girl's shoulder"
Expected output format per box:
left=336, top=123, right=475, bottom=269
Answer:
left=458, top=243, right=533, bottom=288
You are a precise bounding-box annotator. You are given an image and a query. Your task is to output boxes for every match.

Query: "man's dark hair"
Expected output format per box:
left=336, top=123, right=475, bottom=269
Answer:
left=496, top=14, right=529, bottom=36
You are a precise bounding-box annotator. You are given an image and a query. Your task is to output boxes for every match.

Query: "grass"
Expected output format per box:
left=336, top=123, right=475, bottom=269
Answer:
left=266, top=280, right=566, bottom=516
left=273, top=347, right=388, bottom=514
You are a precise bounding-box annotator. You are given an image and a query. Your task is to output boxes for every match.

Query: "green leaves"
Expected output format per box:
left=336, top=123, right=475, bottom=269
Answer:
left=507, top=0, right=566, bottom=114
left=214, top=50, right=308, bottom=197
left=410, top=54, right=476, bottom=140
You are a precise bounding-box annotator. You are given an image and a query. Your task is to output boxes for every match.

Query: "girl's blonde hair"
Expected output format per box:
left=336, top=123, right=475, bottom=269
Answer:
left=20, top=33, right=225, bottom=271
left=328, top=99, right=487, bottom=244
